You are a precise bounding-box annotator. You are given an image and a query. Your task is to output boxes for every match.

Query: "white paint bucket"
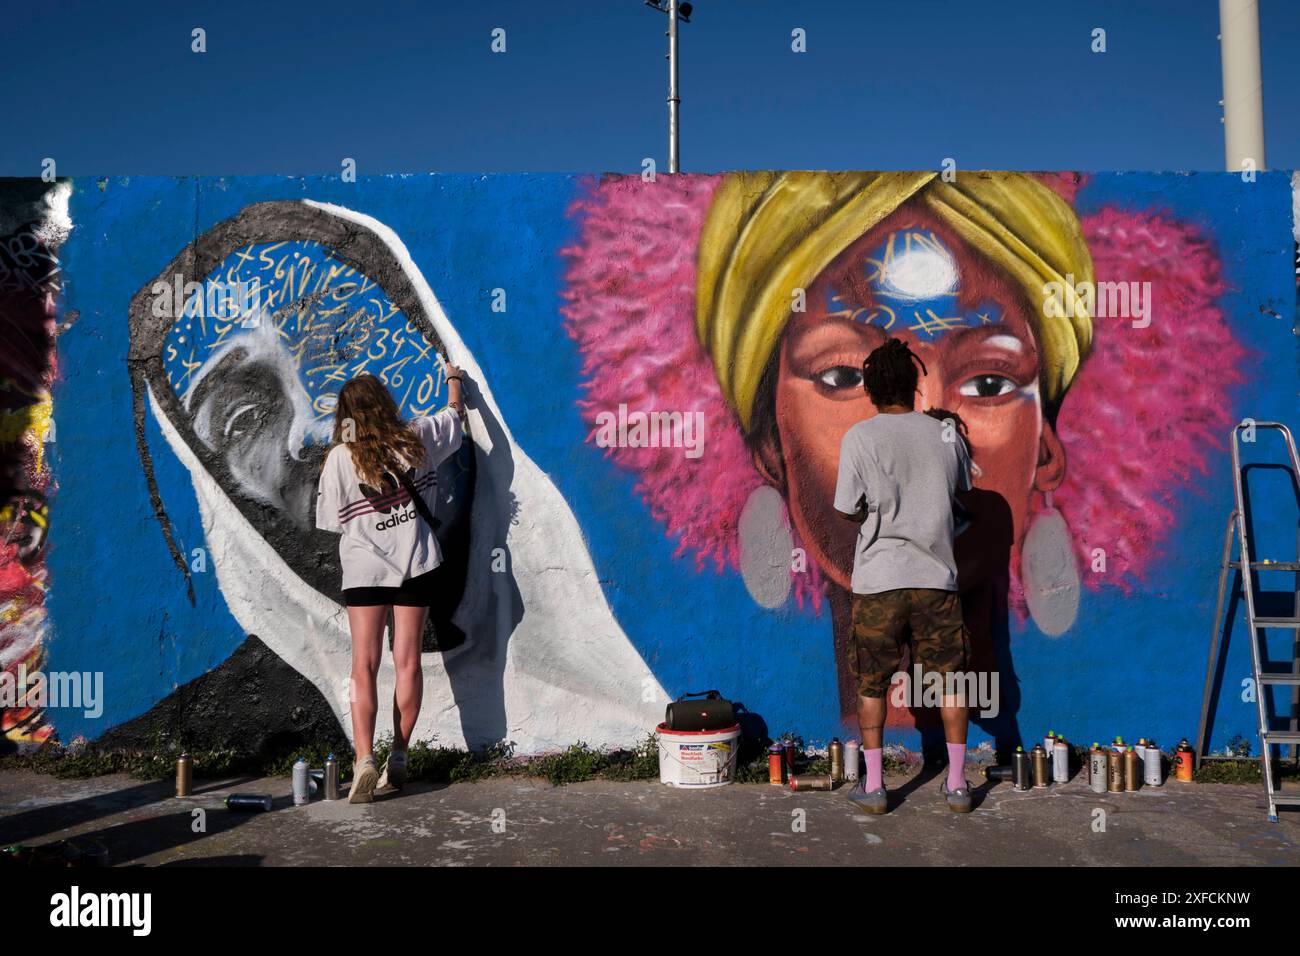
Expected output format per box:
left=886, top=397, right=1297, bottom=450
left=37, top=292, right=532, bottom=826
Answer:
left=656, top=722, right=741, bottom=788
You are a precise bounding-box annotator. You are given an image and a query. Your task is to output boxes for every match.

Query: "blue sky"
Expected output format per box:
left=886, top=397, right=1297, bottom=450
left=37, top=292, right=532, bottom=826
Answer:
left=6, top=0, right=1299, bottom=174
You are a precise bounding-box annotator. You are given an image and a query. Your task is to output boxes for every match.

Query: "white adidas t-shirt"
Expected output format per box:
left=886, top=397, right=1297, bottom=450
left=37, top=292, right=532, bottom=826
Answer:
left=315, top=408, right=463, bottom=590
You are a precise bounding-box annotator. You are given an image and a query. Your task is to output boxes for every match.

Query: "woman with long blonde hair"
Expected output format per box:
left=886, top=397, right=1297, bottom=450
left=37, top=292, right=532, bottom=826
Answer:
left=315, top=367, right=465, bottom=802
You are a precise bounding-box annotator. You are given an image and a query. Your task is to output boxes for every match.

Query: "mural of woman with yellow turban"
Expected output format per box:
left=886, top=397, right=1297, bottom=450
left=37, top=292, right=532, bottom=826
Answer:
left=563, top=170, right=1245, bottom=730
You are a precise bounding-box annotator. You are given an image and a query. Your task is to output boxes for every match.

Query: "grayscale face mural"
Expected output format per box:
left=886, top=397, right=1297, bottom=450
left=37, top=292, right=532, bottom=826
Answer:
left=128, top=201, right=475, bottom=644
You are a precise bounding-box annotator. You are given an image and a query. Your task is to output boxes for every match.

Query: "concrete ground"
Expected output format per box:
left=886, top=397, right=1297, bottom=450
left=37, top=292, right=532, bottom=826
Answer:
left=2, top=766, right=1298, bottom=866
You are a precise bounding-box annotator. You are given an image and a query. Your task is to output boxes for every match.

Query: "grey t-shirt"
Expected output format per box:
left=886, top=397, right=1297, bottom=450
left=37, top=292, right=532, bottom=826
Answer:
left=833, top=411, right=972, bottom=595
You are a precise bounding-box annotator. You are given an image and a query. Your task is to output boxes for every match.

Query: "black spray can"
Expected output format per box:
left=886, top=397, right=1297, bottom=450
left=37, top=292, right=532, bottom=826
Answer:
left=1012, top=747, right=1032, bottom=790
left=226, top=793, right=273, bottom=812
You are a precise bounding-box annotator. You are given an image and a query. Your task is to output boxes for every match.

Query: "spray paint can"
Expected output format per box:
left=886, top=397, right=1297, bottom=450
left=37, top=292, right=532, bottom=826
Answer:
left=225, top=793, right=273, bottom=812
left=1052, top=737, right=1070, bottom=784
left=1106, top=747, right=1124, bottom=792
left=175, top=752, right=192, bottom=798
left=1088, top=743, right=1107, bottom=794
left=1012, top=747, right=1032, bottom=790
left=1043, top=731, right=1056, bottom=771
left=1030, top=744, right=1049, bottom=788
left=1135, top=738, right=1147, bottom=762
left=292, top=757, right=310, bottom=806
left=768, top=743, right=785, bottom=785
left=828, top=738, right=844, bottom=783
left=1124, top=746, right=1141, bottom=791
left=844, top=739, right=861, bottom=782
left=789, top=774, right=835, bottom=792
left=325, top=753, right=340, bottom=801
left=1143, top=740, right=1162, bottom=787
left=1175, top=739, right=1195, bottom=782
left=985, top=765, right=1014, bottom=782
left=784, top=741, right=798, bottom=776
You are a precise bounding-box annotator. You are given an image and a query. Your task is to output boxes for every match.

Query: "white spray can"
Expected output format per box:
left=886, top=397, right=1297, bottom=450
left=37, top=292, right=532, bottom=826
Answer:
left=292, top=757, right=310, bottom=806
left=844, top=739, right=861, bottom=782
left=1052, top=737, right=1070, bottom=783
left=1143, top=739, right=1162, bottom=786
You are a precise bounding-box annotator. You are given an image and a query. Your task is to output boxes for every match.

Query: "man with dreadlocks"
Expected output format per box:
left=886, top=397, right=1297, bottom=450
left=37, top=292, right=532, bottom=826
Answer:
left=834, top=337, right=974, bottom=814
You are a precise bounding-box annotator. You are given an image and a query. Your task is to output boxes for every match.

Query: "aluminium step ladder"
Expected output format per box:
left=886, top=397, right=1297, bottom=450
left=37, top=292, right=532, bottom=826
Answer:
left=1196, top=421, right=1300, bottom=822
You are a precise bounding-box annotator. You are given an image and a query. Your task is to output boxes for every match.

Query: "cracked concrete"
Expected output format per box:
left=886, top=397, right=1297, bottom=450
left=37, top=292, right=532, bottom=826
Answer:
left=1, top=767, right=1297, bottom=866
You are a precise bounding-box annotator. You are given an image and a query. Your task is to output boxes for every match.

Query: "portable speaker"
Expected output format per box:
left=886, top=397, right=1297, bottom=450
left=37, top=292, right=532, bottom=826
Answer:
left=664, top=690, right=736, bottom=731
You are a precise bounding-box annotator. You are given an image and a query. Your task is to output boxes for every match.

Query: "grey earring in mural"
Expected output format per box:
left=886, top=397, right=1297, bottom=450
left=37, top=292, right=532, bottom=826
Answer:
left=738, top=484, right=794, bottom=609
left=1020, top=492, right=1081, bottom=636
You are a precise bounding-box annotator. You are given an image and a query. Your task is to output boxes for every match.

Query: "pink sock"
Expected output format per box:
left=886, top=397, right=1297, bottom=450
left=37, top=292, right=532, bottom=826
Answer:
left=946, top=743, right=966, bottom=791
left=865, top=748, right=883, bottom=791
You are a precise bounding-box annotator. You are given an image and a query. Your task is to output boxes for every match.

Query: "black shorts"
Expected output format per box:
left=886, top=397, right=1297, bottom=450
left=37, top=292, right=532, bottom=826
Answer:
left=343, top=567, right=440, bottom=608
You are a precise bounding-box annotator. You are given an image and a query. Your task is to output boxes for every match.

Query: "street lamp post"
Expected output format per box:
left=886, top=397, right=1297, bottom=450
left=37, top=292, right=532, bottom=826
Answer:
left=644, top=0, right=693, bottom=173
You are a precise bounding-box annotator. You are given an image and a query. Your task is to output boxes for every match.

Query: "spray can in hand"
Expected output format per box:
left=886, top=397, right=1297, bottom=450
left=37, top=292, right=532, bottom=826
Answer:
left=325, top=753, right=340, bottom=800
left=292, top=757, right=310, bottom=806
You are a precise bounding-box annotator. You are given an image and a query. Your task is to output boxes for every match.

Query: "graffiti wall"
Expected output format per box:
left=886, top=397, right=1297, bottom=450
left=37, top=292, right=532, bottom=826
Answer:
left=1, top=171, right=1296, bottom=758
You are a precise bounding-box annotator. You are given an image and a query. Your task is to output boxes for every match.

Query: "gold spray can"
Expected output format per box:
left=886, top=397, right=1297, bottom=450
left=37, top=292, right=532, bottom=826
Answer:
left=1030, top=744, right=1049, bottom=788
left=1106, top=747, right=1124, bottom=792
left=1124, top=746, right=1141, bottom=791
left=176, top=752, right=193, bottom=797
left=829, top=738, right=844, bottom=783
left=789, top=774, right=834, bottom=792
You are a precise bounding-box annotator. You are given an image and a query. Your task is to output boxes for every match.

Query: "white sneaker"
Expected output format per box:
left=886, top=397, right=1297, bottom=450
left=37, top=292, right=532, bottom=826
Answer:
left=377, top=751, right=407, bottom=792
left=348, top=756, right=379, bottom=804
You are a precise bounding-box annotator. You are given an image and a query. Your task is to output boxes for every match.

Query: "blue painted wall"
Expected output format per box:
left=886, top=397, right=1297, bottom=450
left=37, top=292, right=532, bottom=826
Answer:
left=33, top=171, right=1300, bottom=755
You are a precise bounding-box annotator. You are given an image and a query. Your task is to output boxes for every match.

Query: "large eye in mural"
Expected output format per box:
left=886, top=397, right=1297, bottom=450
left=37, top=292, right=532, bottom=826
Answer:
left=127, top=201, right=475, bottom=650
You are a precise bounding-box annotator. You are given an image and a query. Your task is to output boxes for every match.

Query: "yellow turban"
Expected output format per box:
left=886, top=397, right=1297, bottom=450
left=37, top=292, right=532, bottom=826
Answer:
left=695, top=171, right=1094, bottom=432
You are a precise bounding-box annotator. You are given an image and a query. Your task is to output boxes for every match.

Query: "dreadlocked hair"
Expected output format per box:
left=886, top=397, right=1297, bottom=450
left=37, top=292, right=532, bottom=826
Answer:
left=862, top=338, right=928, bottom=409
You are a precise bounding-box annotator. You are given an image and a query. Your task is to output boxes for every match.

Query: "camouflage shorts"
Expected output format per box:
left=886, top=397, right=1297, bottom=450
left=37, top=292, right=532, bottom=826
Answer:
left=849, top=588, right=969, bottom=698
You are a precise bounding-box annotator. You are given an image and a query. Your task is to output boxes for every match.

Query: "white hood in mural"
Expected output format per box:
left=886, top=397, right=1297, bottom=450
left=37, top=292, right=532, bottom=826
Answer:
left=149, top=200, right=666, bottom=753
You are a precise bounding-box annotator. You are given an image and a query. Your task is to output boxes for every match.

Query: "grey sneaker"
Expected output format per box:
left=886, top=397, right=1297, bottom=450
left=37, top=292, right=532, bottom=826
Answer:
left=940, top=777, right=973, bottom=813
left=846, top=779, right=889, bottom=814
left=348, top=756, right=379, bottom=804
left=377, top=752, right=407, bottom=792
